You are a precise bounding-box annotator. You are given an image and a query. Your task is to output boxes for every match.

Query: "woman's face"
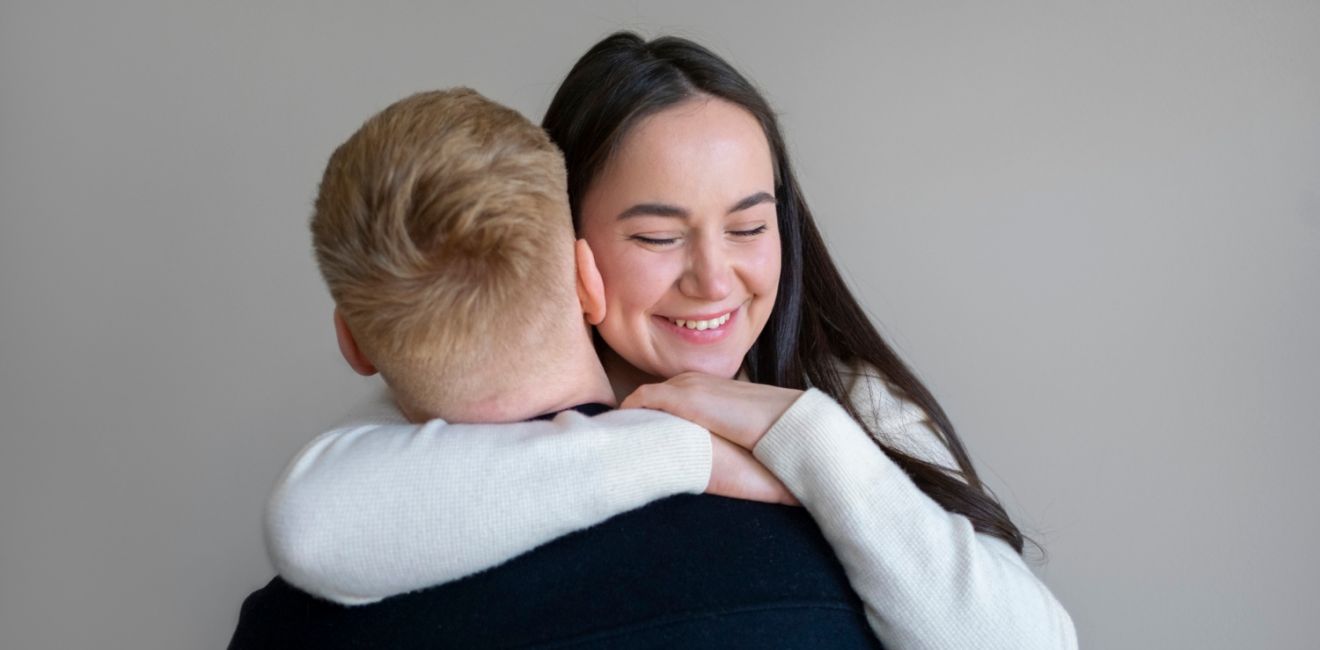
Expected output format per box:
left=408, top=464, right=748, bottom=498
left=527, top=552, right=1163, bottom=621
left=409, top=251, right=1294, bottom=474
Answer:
left=579, top=97, right=781, bottom=382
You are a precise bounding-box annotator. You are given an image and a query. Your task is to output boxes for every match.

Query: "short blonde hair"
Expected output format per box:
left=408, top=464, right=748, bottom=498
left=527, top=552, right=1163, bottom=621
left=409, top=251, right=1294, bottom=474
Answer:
left=311, top=89, right=577, bottom=411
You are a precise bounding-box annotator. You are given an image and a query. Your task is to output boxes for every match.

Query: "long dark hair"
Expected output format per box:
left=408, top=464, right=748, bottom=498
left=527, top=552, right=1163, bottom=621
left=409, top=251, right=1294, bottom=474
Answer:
left=543, top=32, right=1025, bottom=552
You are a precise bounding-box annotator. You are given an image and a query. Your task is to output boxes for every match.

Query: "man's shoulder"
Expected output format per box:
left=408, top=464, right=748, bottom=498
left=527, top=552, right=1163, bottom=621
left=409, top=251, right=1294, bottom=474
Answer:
left=232, top=495, right=882, bottom=649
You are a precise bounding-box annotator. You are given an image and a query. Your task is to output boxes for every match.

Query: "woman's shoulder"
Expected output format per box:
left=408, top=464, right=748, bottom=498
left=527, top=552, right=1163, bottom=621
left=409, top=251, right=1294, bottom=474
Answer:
left=829, top=357, right=959, bottom=472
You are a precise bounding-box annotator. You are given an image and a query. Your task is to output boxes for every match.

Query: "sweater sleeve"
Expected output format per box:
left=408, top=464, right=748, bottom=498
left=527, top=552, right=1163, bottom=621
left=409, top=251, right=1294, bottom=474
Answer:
left=265, top=393, right=712, bottom=605
left=752, top=386, right=1077, bottom=650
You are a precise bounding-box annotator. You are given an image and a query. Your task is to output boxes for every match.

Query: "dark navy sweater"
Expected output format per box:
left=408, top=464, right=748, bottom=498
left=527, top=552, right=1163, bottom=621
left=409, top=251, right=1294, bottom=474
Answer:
left=229, top=493, right=881, bottom=649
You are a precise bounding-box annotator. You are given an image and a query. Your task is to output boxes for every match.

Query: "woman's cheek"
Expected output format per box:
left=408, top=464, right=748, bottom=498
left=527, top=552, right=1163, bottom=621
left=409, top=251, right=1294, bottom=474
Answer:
left=745, top=237, right=782, bottom=293
left=610, top=251, right=677, bottom=309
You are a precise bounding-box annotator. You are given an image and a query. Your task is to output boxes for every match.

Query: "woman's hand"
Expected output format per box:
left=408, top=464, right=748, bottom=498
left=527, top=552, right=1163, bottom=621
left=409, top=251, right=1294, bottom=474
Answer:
left=707, top=433, right=798, bottom=506
left=621, top=372, right=804, bottom=450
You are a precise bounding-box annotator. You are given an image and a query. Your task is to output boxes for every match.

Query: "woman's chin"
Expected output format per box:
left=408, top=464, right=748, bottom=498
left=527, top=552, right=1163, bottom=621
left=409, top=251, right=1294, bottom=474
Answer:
left=660, top=355, right=744, bottom=380
left=605, top=344, right=747, bottom=384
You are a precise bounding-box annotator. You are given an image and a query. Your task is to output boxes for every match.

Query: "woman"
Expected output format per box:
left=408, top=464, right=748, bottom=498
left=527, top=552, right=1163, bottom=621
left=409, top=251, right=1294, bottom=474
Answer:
left=548, top=32, right=1072, bottom=647
left=270, top=32, right=1076, bottom=648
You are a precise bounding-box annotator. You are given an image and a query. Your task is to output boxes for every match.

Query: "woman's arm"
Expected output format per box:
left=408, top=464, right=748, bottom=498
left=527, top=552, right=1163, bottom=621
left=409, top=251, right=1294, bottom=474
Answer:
left=624, top=373, right=1078, bottom=650
left=265, top=392, right=712, bottom=605
left=757, top=388, right=1077, bottom=649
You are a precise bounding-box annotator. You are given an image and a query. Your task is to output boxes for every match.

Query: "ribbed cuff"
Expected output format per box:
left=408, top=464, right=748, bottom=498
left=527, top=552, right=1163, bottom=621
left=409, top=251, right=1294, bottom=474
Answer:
left=754, top=389, right=907, bottom=512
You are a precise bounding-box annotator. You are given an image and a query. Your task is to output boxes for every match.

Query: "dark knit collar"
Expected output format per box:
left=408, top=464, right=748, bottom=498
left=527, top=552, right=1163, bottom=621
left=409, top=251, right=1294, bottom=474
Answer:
left=530, top=402, right=613, bottom=421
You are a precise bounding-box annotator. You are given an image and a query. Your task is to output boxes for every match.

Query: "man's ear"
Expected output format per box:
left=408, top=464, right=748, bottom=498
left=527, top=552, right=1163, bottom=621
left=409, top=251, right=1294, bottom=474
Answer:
left=575, top=238, right=606, bottom=325
left=334, top=309, right=378, bottom=376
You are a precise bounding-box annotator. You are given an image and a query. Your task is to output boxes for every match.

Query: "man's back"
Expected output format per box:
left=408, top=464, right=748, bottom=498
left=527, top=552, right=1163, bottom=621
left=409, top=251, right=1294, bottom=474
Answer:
left=230, top=494, right=882, bottom=649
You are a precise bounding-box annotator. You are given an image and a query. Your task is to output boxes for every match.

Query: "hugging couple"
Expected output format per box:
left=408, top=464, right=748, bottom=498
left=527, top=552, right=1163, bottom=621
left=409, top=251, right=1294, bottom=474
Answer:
left=228, top=32, right=1075, bottom=650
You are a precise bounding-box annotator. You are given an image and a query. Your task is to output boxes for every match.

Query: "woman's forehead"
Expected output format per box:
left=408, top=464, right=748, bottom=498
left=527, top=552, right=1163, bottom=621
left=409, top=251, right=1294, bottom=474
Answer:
left=620, top=98, right=768, bottom=162
left=589, top=98, right=775, bottom=212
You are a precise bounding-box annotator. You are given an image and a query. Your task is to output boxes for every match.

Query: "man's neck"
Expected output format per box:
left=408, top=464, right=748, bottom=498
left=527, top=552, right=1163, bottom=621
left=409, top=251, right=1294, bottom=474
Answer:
left=399, top=329, right=617, bottom=424
left=521, top=351, right=617, bottom=419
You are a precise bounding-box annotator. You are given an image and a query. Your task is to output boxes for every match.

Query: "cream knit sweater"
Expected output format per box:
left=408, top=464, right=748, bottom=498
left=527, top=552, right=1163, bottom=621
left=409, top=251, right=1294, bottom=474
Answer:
left=265, top=364, right=1076, bottom=649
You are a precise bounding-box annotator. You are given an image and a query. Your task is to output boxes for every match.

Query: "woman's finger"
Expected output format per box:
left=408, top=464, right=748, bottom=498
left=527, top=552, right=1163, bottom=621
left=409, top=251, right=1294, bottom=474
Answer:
left=708, top=434, right=799, bottom=506
left=622, top=376, right=788, bottom=449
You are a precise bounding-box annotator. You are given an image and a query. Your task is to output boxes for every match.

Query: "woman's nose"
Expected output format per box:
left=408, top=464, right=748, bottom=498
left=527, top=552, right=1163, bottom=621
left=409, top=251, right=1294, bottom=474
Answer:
left=678, top=237, right=733, bottom=300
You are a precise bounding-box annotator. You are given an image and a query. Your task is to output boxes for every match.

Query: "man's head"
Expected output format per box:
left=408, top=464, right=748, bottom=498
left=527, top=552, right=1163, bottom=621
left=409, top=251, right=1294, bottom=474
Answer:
left=311, top=89, right=605, bottom=422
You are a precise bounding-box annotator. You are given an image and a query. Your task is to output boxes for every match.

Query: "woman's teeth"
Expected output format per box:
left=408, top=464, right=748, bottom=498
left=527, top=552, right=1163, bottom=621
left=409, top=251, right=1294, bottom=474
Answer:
left=670, top=313, right=731, bottom=331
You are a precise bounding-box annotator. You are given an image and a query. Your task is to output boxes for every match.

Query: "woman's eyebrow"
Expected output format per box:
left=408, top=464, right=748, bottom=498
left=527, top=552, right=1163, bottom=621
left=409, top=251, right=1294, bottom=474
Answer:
left=728, top=191, right=776, bottom=214
left=617, top=203, right=688, bottom=220
left=616, top=192, right=775, bottom=221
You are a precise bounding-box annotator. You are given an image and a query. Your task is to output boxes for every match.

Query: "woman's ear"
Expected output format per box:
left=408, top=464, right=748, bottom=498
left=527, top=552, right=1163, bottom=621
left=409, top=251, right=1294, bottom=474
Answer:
left=334, top=309, right=378, bottom=376
left=575, top=238, right=607, bottom=325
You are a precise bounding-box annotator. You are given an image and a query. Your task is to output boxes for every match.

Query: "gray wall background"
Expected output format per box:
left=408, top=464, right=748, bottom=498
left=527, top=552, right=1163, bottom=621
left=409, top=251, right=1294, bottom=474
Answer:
left=2, top=1, right=1317, bottom=648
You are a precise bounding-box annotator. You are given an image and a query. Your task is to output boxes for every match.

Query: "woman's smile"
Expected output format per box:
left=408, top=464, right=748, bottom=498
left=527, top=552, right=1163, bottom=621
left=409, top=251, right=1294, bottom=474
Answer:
left=653, top=303, right=742, bottom=343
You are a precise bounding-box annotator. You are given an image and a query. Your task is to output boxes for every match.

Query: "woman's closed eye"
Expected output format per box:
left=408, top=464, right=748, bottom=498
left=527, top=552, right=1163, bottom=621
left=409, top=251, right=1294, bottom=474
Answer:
left=728, top=224, right=768, bottom=239
left=631, top=224, right=768, bottom=247
left=629, top=233, right=682, bottom=247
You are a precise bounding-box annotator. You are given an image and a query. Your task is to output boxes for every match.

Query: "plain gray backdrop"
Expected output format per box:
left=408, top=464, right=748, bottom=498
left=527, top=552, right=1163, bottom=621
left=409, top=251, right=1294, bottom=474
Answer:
left=2, top=1, right=1317, bottom=648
